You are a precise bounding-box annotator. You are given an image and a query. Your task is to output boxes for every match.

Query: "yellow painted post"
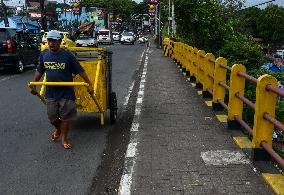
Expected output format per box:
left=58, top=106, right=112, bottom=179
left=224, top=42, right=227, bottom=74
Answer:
left=252, top=74, right=278, bottom=161
left=166, top=39, right=170, bottom=57
left=179, top=43, right=183, bottom=68
left=212, top=57, right=228, bottom=110
left=186, top=46, right=193, bottom=76
left=196, top=50, right=206, bottom=89
left=173, top=42, right=177, bottom=61
left=170, top=40, right=174, bottom=58
left=181, top=43, right=186, bottom=70
left=167, top=40, right=171, bottom=57
left=163, top=38, right=169, bottom=56
left=168, top=40, right=172, bottom=58
left=227, top=64, right=246, bottom=129
left=190, top=47, right=199, bottom=82
left=203, top=53, right=215, bottom=98
left=176, top=42, right=181, bottom=66
left=182, top=44, right=187, bottom=71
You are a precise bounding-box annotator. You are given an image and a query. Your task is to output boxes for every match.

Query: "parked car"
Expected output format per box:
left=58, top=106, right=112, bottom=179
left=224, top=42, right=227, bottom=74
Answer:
left=112, top=32, right=121, bottom=42
left=120, top=32, right=135, bottom=45
left=41, top=31, right=76, bottom=51
left=76, top=34, right=98, bottom=47
left=97, top=29, right=113, bottom=45
left=0, top=27, right=40, bottom=73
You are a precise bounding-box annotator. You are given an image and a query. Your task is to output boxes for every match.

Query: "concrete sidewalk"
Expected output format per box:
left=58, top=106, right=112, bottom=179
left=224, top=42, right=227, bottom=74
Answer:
left=124, top=43, right=275, bottom=194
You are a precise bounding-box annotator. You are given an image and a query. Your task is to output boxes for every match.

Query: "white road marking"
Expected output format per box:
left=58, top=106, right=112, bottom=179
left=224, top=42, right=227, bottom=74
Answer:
left=123, top=81, right=135, bottom=107
left=130, top=122, right=140, bottom=132
left=201, top=150, right=250, bottom=166
left=118, top=47, right=149, bottom=195
left=122, top=50, right=145, bottom=108
left=126, top=142, right=138, bottom=158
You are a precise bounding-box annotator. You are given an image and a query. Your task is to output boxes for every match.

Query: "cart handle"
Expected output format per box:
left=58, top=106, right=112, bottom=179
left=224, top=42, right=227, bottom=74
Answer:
left=28, top=82, right=88, bottom=87
left=28, top=82, right=104, bottom=113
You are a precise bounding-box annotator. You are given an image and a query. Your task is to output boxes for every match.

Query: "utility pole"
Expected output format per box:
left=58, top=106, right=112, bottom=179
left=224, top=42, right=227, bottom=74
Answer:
left=168, top=0, right=171, bottom=37
left=158, top=3, right=161, bottom=48
left=172, top=2, right=175, bottom=36
left=155, top=4, right=157, bottom=35
left=1, top=0, right=9, bottom=27
left=40, top=0, right=46, bottom=31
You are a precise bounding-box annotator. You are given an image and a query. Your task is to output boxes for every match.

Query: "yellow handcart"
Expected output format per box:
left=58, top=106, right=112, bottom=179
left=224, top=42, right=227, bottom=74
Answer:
left=28, top=47, right=117, bottom=125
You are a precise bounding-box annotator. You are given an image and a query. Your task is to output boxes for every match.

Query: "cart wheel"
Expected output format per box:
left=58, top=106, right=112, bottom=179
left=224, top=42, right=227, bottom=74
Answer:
left=15, top=59, right=24, bottom=74
left=110, top=92, right=118, bottom=124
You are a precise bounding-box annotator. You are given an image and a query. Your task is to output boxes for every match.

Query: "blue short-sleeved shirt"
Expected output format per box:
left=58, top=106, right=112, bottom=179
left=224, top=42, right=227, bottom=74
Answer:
left=37, top=49, right=84, bottom=101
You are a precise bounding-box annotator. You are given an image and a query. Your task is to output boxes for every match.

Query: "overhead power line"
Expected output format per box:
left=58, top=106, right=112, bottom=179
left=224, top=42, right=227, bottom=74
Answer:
left=246, top=0, right=276, bottom=8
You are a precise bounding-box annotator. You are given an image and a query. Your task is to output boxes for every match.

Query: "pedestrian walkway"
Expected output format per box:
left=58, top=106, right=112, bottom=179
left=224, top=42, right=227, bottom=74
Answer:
left=122, top=43, right=275, bottom=194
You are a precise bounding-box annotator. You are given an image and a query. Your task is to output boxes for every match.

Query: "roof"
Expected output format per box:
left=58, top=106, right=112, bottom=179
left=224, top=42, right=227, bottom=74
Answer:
left=9, top=16, right=40, bottom=27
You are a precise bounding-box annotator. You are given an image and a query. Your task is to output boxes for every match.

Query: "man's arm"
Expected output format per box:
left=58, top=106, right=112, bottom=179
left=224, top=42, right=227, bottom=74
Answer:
left=30, top=70, right=43, bottom=95
left=79, top=71, right=94, bottom=94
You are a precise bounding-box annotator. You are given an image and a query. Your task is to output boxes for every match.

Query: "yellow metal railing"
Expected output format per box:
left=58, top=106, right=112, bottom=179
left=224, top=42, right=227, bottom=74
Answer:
left=163, top=38, right=284, bottom=170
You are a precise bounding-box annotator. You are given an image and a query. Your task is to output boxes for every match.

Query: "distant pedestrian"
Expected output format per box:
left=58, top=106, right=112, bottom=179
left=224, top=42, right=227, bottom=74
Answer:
left=30, top=30, right=94, bottom=149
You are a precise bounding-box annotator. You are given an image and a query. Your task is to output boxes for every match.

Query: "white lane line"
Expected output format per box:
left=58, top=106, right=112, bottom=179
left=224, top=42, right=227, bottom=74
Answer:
left=118, top=47, right=149, bottom=195
left=126, top=142, right=138, bottom=158
left=123, top=81, right=135, bottom=107
left=130, top=122, right=139, bottom=132
left=122, top=50, right=145, bottom=108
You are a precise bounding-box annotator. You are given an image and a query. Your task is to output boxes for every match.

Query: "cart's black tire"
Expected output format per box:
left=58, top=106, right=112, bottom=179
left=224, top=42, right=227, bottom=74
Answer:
left=110, top=92, right=118, bottom=124
left=14, top=59, right=24, bottom=74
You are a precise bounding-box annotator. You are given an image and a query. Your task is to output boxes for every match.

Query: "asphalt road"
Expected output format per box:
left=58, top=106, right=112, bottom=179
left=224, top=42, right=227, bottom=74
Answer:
left=0, top=42, right=146, bottom=194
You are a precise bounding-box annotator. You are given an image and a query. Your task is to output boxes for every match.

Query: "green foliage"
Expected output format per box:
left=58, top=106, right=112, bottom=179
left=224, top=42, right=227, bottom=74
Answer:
left=258, top=5, right=284, bottom=49
left=174, top=0, right=233, bottom=53
left=238, top=7, right=262, bottom=38
left=217, top=33, right=263, bottom=71
left=238, top=5, right=284, bottom=50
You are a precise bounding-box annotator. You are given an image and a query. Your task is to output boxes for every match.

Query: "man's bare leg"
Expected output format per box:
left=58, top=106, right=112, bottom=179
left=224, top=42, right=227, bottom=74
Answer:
left=51, top=119, right=61, bottom=141
left=61, top=121, right=72, bottom=149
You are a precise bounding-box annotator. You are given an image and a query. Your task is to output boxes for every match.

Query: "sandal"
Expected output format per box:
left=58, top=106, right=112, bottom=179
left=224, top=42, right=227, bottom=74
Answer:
left=62, top=143, right=72, bottom=149
left=51, top=131, right=60, bottom=142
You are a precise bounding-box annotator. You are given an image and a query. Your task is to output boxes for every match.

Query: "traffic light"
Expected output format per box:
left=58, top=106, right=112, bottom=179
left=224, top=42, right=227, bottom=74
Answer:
left=147, top=0, right=159, bottom=18
left=148, top=0, right=159, bottom=4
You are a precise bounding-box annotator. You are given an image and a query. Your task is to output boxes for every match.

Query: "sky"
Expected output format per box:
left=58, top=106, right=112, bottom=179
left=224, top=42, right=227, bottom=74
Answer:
left=133, top=0, right=284, bottom=8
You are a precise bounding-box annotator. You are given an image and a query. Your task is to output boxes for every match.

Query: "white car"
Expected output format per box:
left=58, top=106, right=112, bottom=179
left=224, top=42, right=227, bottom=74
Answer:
left=97, top=29, right=113, bottom=45
left=120, top=32, right=135, bottom=45
left=76, top=35, right=98, bottom=47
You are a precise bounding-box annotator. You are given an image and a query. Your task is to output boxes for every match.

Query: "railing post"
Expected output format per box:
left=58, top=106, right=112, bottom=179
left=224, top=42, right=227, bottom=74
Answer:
left=174, top=42, right=178, bottom=64
left=177, top=42, right=182, bottom=68
left=252, top=74, right=278, bottom=161
left=163, top=38, right=169, bottom=56
left=227, top=64, right=246, bottom=129
left=170, top=40, right=174, bottom=58
left=190, top=48, right=199, bottom=82
left=203, top=53, right=215, bottom=98
left=181, top=43, right=187, bottom=72
left=169, top=41, right=173, bottom=59
left=212, top=57, right=227, bottom=110
left=186, top=45, right=193, bottom=77
left=196, top=50, right=206, bottom=89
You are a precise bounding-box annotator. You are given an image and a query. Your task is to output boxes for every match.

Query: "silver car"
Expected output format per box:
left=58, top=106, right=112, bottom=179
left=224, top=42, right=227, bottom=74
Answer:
left=76, top=35, right=98, bottom=47
left=120, top=32, right=135, bottom=45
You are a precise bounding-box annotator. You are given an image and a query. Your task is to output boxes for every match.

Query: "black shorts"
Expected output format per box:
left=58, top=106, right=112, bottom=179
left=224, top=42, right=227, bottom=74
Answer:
left=45, top=98, right=77, bottom=122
